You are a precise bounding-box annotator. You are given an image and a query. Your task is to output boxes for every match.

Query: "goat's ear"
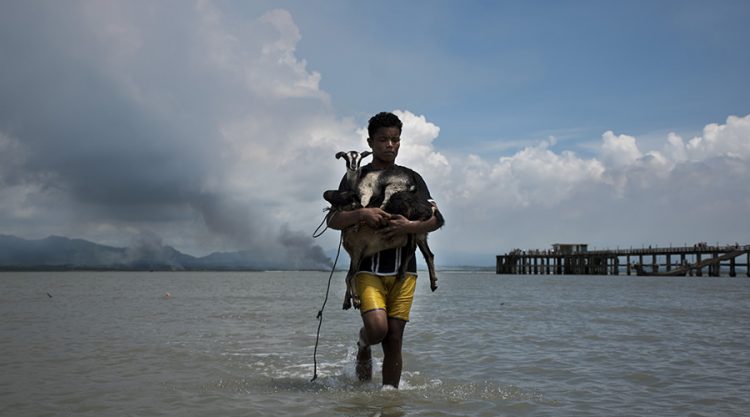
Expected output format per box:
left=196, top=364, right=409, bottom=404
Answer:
left=335, top=152, right=346, bottom=159
left=361, top=151, right=372, bottom=158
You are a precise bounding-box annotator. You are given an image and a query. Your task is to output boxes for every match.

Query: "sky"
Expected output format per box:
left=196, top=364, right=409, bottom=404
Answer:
left=1, top=0, right=749, bottom=267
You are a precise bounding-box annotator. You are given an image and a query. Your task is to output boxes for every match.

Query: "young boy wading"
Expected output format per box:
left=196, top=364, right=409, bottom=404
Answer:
left=326, top=112, right=444, bottom=388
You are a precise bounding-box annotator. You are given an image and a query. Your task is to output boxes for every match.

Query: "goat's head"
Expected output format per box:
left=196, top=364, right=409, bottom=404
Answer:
left=335, top=150, right=372, bottom=173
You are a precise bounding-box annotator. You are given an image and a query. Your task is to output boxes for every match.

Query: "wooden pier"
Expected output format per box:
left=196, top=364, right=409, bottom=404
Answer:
left=496, top=243, right=750, bottom=277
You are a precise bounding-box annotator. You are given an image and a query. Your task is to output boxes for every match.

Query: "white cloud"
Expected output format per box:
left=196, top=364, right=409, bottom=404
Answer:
left=664, top=132, right=688, bottom=162
left=391, top=110, right=452, bottom=185
left=685, top=114, right=750, bottom=160
left=600, top=131, right=642, bottom=168
left=427, top=137, right=605, bottom=210
left=426, top=113, right=750, bottom=261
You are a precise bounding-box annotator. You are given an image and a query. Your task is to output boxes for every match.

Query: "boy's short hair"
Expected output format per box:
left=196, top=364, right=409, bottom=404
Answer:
left=367, top=112, right=403, bottom=137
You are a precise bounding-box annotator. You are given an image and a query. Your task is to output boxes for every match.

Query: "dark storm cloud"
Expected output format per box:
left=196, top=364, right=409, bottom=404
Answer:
left=0, top=2, right=332, bottom=268
left=1, top=3, right=211, bottom=209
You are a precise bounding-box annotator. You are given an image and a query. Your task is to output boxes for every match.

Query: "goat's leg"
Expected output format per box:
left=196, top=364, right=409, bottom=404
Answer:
left=379, top=187, right=396, bottom=210
left=343, top=253, right=359, bottom=309
left=416, top=235, right=438, bottom=291
left=343, top=249, right=364, bottom=310
left=343, top=267, right=354, bottom=310
left=350, top=265, right=362, bottom=309
left=397, top=235, right=418, bottom=280
left=359, top=188, right=374, bottom=208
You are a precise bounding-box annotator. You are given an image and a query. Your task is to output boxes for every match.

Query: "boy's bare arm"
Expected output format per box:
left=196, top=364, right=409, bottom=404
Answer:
left=327, top=207, right=391, bottom=230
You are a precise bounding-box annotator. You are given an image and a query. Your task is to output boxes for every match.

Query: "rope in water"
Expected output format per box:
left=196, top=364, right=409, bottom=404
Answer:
left=310, top=213, right=342, bottom=382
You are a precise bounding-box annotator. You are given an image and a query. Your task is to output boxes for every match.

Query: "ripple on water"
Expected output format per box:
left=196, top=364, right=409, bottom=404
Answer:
left=2, top=271, right=749, bottom=417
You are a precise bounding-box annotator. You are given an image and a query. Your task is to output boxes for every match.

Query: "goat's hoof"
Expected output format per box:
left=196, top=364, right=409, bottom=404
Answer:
left=352, top=298, right=361, bottom=310
left=430, top=280, right=438, bottom=292
left=343, top=299, right=352, bottom=310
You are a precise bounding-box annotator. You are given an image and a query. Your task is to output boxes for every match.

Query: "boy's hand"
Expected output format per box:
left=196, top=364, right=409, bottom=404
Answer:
left=359, top=208, right=390, bottom=228
left=379, top=214, right=413, bottom=239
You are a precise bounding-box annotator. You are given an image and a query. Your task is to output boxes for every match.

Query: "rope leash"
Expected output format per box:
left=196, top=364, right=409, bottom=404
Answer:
left=312, top=210, right=332, bottom=238
left=310, top=213, right=342, bottom=382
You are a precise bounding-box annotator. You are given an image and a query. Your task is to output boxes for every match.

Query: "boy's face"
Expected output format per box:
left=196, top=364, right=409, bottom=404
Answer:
left=367, top=126, right=401, bottom=166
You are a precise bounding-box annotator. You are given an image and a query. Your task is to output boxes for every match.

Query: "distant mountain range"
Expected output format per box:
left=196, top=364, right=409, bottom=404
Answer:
left=0, top=234, right=318, bottom=271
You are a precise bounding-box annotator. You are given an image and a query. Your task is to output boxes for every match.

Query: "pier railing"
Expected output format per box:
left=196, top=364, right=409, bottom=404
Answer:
left=587, top=244, right=750, bottom=256
left=496, top=244, right=750, bottom=277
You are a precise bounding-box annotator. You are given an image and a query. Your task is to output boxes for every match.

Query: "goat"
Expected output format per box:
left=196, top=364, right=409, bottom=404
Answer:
left=382, top=190, right=443, bottom=292
left=324, top=150, right=442, bottom=310
left=353, top=163, right=444, bottom=292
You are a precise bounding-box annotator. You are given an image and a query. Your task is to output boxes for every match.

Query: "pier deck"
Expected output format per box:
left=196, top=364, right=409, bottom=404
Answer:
left=496, top=244, right=750, bottom=277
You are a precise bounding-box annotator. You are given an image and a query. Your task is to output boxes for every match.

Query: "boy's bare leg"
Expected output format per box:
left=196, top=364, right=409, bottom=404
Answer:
left=357, top=310, right=387, bottom=381
left=356, top=327, right=372, bottom=381
left=381, top=318, right=406, bottom=388
left=356, top=310, right=388, bottom=381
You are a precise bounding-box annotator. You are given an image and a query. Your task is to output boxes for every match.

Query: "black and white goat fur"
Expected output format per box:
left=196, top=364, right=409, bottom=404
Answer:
left=324, top=150, right=443, bottom=310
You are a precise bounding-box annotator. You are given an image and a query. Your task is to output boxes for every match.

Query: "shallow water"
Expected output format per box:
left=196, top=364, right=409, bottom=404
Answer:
left=1, top=271, right=748, bottom=416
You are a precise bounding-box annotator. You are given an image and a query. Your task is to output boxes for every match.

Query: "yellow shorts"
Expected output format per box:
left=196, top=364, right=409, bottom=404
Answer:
left=356, top=272, right=417, bottom=321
